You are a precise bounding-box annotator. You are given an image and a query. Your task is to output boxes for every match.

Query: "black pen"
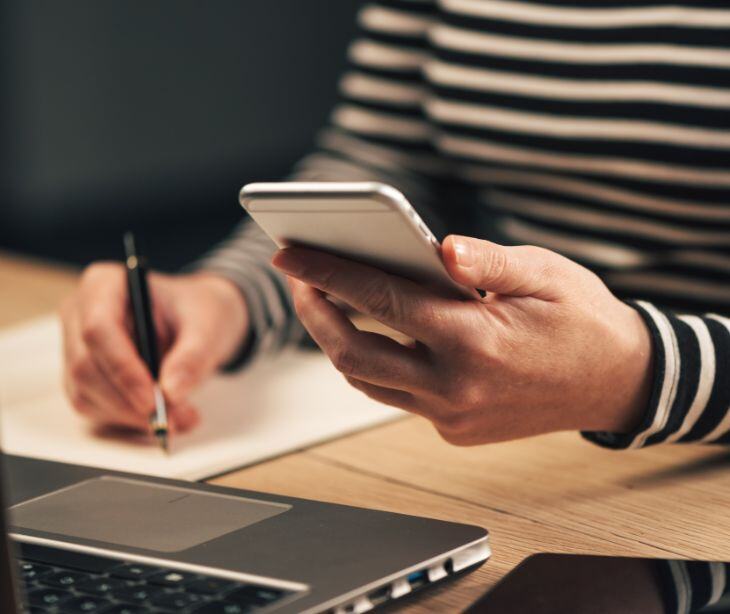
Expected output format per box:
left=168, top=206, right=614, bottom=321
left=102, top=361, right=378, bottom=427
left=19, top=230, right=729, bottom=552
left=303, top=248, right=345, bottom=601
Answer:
left=124, top=232, right=169, bottom=453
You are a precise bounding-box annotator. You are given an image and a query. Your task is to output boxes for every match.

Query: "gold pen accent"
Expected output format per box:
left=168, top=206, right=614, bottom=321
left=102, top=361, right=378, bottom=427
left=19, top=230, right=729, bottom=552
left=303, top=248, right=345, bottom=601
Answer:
left=150, top=384, right=169, bottom=454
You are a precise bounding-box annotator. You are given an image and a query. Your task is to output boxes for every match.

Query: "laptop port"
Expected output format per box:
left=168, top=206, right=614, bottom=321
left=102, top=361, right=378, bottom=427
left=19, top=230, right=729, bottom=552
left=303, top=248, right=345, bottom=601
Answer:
left=368, top=585, right=392, bottom=606
left=407, top=569, right=429, bottom=589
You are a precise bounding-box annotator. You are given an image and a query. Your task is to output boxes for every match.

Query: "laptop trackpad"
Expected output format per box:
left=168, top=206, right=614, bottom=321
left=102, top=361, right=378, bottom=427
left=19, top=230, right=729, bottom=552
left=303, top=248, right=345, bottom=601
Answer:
left=10, top=476, right=291, bottom=553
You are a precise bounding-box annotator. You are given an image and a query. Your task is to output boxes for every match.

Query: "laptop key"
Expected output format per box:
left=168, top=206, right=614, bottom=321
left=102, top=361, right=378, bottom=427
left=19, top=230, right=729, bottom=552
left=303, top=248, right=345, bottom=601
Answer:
left=59, top=595, right=113, bottom=612
left=227, top=585, right=286, bottom=606
left=187, top=578, right=239, bottom=595
left=109, top=562, right=162, bottom=580
left=18, top=544, right=118, bottom=575
left=147, top=569, right=199, bottom=587
left=19, top=563, right=53, bottom=584
left=41, top=570, right=90, bottom=588
left=103, top=606, right=148, bottom=614
left=191, top=603, right=254, bottom=614
left=149, top=591, right=204, bottom=609
left=75, top=577, right=128, bottom=595
left=18, top=561, right=53, bottom=581
left=110, top=585, right=166, bottom=603
left=27, top=587, right=74, bottom=607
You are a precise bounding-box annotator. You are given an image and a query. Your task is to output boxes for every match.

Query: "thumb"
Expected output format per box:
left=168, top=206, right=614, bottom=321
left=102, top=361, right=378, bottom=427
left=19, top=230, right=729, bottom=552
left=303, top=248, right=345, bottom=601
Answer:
left=442, top=235, right=564, bottom=299
left=159, top=324, right=220, bottom=404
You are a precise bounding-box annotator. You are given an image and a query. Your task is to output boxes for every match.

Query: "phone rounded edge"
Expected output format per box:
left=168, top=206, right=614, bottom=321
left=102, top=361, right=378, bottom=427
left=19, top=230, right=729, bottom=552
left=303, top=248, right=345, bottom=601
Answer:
left=368, top=183, right=413, bottom=216
left=239, top=183, right=259, bottom=213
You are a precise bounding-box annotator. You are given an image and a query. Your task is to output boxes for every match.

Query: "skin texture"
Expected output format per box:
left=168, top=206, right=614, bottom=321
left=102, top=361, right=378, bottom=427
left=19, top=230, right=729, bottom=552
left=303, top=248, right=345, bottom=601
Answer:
left=60, top=264, right=248, bottom=433
left=272, top=235, right=654, bottom=445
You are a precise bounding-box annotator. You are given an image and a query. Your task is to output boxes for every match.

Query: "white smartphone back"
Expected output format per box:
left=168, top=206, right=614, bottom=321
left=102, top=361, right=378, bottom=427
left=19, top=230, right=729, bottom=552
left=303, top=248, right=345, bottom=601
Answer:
left=239, top=182, right=471, bottom=298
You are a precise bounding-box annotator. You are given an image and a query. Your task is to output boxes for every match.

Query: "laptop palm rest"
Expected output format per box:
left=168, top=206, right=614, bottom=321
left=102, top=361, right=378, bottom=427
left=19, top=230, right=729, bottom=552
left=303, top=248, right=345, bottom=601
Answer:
left=9, top=476, right=291, bottom=553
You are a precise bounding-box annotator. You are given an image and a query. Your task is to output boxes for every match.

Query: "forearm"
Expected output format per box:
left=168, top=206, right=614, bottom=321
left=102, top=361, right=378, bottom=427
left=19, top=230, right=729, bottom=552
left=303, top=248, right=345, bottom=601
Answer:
left=193, top=0, right=455, bottom=365
left=193, top=219, right=307, bottom=367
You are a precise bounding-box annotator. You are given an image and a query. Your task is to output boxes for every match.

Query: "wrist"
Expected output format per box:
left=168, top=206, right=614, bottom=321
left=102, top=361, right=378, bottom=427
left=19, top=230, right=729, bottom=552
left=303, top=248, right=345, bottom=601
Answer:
left=189, top=272, right=251, bottom=365
left=599, top=302, right=654, bottom=433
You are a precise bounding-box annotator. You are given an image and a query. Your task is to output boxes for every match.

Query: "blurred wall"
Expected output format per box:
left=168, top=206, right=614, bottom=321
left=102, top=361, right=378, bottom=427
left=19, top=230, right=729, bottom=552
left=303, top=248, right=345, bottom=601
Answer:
left=1, top=1, right=360, bottom=269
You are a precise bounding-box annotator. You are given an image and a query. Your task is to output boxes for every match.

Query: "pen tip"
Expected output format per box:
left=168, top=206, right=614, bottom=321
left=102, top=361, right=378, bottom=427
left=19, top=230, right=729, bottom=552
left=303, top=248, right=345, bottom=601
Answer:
left=156, top=432, right=169, bottom=455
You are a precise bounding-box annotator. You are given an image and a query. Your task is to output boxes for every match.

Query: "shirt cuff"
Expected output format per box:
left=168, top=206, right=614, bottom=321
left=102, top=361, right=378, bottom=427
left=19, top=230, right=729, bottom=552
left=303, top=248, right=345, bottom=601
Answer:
left=581, top=300, right=670, bottom=450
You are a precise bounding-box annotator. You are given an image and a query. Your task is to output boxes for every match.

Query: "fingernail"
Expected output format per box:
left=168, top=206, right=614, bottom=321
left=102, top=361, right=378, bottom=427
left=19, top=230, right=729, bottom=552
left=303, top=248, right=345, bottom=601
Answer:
left=453, top=238, right=474, bottom=268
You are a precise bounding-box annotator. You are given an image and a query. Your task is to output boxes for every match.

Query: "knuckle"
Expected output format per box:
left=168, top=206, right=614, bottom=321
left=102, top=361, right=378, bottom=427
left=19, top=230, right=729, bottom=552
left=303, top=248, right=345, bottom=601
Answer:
left=182, top=333, right=209, bottom=358
left=480, top=247, right=509, bottom=284
left=449, top=322, right=480, bottom=351
left=330, top=344, right=360, bottom=376
left=114, top=365, right=143, bottom=392
left=80, top=261, right=119, bottom=284
left=521, top=244, right=549, bottom=259
left=434, top=411, right=476, bottom=446
left=291, top=286, right=313, bottom=317
left=344, top=375, right=367, bottom=394
left=435, top=422, right=470, bottom=446
left=522, top=245, right=560, bottom=277
left=456, top=384, right=485, bottom=412
left=68, top=390, right=92, bottom=414
left=69, top=356, right=95, bottom=384
left=80, top=318, right=105, bottom=347
left=169, top=357, right=199, bottom=382
left=361, top=278, right=397, bottom=320
left=314, top=266, right=337, bottom=293
left=413, top=298, right=445, bottom=332
left=436, top=376, right=484, bottom=412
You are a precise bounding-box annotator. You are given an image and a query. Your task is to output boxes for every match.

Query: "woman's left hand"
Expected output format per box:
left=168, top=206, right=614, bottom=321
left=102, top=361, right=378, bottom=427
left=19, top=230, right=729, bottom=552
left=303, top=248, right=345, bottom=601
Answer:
left=272, top=236, right=653, bottom=445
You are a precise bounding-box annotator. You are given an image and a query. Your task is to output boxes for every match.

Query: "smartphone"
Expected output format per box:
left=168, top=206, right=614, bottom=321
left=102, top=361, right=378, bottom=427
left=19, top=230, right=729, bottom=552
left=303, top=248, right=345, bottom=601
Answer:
left=464, top=553, right=724, bottom=613
left=239, top=182, right=474, bottom=298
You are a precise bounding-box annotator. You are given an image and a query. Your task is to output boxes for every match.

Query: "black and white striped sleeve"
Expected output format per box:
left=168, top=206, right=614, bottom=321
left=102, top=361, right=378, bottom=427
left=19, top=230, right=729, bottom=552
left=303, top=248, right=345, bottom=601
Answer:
left=584, top=303, right=730, bottom=449
left=194, top=1, right=450, bottom=365
left=654, top=560, right=729, bottom=614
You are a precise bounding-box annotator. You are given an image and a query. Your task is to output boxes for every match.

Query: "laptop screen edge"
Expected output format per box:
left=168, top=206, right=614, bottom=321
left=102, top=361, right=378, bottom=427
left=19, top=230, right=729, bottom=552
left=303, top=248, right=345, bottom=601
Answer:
left=0, top=447, right=21, bottom=614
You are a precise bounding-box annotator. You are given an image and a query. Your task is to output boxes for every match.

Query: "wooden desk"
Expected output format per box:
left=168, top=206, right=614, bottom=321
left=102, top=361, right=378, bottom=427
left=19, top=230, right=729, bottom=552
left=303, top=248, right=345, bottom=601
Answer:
left=2, top=251, right=729, bottom=612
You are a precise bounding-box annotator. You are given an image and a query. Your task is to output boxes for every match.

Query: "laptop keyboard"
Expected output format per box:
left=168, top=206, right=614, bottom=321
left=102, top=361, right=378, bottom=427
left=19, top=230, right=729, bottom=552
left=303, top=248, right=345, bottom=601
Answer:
left=15, top=543, right=293, bottom=613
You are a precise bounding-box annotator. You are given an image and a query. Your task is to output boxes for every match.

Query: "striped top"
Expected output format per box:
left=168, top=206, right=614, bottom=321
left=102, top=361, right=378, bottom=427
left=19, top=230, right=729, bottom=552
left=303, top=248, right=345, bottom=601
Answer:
left=656, top=560, right=730, bottom=614
left=198, top=0, right=730, bottom=454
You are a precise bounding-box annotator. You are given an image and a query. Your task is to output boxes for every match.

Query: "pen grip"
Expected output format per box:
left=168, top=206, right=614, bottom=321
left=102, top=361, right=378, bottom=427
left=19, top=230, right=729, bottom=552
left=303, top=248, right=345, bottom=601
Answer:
left=127, top=261, right=160, bottom=380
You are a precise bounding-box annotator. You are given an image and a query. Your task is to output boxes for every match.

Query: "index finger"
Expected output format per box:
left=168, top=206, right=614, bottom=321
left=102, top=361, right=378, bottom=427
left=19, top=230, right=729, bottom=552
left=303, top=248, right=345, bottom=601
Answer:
left=272, top=247, right=451, bottom=343
left=77, top=265, right=155, bottom=413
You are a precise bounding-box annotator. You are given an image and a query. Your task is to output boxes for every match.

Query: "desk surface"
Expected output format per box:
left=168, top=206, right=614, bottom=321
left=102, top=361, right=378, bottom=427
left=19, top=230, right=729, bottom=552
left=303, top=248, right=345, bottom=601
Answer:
left=2, top=251, right=729, bottom=612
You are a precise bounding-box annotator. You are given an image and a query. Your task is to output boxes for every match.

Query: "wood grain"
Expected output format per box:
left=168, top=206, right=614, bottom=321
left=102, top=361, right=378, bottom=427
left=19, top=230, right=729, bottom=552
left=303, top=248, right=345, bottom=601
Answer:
left=212, top=452, right=686, bottom=613
left=2, top=252, right=728, bottom=613
left=0, top=251, right=78, bottom=328
left=310, top=419, right=730, bottom=561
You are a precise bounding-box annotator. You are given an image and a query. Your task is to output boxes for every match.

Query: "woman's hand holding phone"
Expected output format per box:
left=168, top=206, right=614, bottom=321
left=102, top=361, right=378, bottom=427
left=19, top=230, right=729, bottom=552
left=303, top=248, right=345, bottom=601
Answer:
left=273, top=235, right=654, bottom=445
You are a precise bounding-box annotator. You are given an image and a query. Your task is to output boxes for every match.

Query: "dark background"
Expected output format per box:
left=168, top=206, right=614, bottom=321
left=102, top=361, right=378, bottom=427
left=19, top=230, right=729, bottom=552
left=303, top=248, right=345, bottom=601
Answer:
left=1, top=1, right=360, bottom=270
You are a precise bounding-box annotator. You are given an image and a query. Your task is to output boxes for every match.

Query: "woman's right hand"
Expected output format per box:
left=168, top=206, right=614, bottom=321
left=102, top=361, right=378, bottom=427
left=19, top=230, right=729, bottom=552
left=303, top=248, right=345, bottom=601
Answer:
left=60, top=263, right=249, bottom=433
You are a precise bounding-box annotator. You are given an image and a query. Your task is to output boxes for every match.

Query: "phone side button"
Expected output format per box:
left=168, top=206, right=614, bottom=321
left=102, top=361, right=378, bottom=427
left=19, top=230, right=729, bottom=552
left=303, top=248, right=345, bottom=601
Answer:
left=418, top=223, right=433, bottom=240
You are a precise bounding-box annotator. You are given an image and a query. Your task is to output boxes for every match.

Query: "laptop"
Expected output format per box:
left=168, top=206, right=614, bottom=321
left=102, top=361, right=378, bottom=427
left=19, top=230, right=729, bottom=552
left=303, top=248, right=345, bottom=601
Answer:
left=1, top=452, right=489, bottom=613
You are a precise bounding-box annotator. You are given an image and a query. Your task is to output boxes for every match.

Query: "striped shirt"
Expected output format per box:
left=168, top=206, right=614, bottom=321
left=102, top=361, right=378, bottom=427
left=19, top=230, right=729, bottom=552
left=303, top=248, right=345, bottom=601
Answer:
left=197, top=0, right=730, bottom=451
left=656, top=560, right=730, bottom=614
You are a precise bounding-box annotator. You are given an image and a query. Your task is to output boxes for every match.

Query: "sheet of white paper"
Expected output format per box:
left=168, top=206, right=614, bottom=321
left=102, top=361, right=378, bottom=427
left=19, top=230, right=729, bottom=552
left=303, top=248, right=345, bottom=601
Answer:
left=0, top=316, right=402, bottom=480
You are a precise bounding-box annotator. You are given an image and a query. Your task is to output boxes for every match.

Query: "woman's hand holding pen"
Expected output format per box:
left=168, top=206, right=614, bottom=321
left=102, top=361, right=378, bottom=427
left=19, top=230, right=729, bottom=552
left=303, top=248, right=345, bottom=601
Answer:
left=60, top=263, right=249, bottom=432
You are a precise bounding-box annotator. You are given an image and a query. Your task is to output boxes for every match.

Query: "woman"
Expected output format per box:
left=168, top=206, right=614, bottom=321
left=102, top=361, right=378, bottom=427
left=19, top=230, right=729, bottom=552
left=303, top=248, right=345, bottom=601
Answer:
left=61, top=1, right=730, bottom=451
